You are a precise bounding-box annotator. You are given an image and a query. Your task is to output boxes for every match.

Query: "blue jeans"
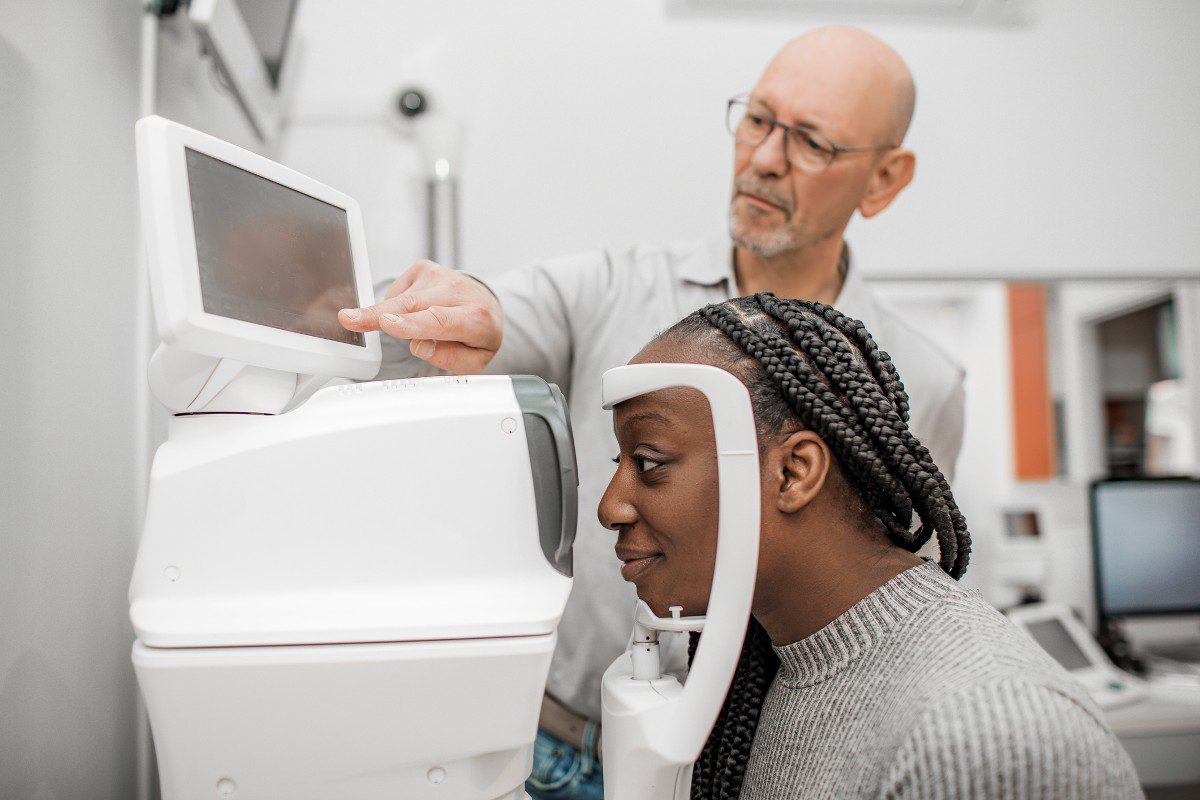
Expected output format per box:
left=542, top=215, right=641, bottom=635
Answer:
left=526, top=725, right=604, bottom=800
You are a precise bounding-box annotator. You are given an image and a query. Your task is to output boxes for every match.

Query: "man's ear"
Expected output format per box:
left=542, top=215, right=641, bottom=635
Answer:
left=773, top=430, right=832, bottom=514
left=859, top=149, right=915, bottom=219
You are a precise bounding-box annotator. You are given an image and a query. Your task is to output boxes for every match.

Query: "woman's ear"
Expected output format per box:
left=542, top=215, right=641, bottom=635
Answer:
left=773, top=430, right=832, bottom=514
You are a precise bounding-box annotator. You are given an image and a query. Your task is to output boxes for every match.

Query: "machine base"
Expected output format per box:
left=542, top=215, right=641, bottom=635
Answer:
left=136, top=635, right=554, bottom=800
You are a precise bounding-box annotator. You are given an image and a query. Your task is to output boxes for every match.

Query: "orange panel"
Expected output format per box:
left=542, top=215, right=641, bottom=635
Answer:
left=1007, top=283, right=1057, bottom=480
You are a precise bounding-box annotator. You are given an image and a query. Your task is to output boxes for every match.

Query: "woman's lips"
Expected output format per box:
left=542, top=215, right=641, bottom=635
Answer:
left=620, top=554, right=662, bottom=582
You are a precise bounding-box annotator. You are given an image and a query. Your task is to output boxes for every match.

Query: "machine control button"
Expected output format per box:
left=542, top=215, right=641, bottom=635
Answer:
left=501, top=417, right=518, bottom=434
left=164, top=566, right=181, bottom=582
left=427, top=767, right=446, bottom=784
left=216, top=777, right=237, bottom=797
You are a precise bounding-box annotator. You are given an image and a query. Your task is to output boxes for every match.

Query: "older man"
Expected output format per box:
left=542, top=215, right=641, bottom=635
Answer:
left=341, top=27, right=964, bottom=799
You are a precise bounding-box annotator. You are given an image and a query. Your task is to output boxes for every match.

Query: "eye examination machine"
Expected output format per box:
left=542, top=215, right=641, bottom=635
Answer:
left=129, top=115, right=579, bottom=798
left=129, top=115, right=762, bottom=800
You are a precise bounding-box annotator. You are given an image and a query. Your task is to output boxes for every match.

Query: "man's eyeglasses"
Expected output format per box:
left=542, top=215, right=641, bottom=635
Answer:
left=725, top=97, right=897, bottom=175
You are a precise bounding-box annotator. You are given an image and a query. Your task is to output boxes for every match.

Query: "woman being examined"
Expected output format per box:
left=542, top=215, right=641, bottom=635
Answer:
left=599, top=294, right=1142, bottom=799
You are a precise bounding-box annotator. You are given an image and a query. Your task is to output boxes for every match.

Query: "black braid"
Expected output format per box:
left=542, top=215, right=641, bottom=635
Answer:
left=687, top=621, right=778, bottom=800
left=665, top=294, right=971, bottom=800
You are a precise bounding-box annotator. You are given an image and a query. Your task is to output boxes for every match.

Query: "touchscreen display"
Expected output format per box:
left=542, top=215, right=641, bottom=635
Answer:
left=1025, top=619, right=1091, bottom=672
left=185, top=148, right=364, bottom=347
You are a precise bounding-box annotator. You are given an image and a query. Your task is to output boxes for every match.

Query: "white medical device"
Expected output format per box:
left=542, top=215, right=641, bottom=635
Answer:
left=1009, top=605, right=1200, bottom=788
left=131, top=116, right=576, bottom=799
left=599, top=364, right=762, bottom=799
left=1007, top=602, right=1147, bottom=710
left=137, top=114, right=380, bottom=415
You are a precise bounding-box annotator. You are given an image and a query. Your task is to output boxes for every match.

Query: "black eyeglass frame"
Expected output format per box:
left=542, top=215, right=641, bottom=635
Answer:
left=725, top=96, right=899, bottom=174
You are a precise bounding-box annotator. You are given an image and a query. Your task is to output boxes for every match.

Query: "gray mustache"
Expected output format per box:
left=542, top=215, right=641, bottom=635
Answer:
left=735, top=178, right=792, bottom=213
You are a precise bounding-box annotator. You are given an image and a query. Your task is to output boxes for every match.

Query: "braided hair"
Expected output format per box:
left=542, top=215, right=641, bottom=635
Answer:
left=660, top=294, right=971, bottom=800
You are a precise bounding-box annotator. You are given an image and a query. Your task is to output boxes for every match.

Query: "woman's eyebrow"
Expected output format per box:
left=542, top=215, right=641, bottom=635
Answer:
left=623, top=411, right=674, bottom=429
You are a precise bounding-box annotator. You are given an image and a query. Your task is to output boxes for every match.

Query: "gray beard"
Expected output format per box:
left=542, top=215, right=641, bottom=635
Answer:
left=728, top=205, right=804, bottom=259
left=728, top=205, right=842, bottom=261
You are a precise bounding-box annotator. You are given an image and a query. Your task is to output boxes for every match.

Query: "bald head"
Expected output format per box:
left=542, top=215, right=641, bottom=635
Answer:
left=729, top=26, right=919, bottom=263
left=760, top=26, right=915, bottom=146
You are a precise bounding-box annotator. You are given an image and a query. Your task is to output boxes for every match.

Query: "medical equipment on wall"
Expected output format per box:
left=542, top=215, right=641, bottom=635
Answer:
left=187, top=0, right=301, bottom=142
left=600, top=364, right=762, bottom=800
left=130, top=115, right=575, bottom=799
left=394, top=85, right=463, bottom=265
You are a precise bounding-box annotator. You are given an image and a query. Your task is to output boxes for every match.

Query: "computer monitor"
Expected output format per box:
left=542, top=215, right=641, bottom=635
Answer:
left=1091, top=478, right=1200, bottom=618
left=136, top=114, right=380, bottom=381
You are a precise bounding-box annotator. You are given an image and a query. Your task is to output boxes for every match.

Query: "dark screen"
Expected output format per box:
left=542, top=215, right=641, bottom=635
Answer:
left=185, top=148, right=364, bottom=347
left=1025, top=619, right=1092, bottom=672
left=1094, top=481, right=1200, bottom=615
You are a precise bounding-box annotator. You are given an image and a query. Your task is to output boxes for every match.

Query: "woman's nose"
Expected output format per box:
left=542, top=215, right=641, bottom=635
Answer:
left=598, top=473, right=637, bottom=532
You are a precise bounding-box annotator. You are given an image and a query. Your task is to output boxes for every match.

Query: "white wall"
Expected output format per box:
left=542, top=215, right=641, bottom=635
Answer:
left=0, top=3, right=273, bottom=797
left=280, top=0, right=1200, bottom=282
left=0, top=3, right=142, bottom=797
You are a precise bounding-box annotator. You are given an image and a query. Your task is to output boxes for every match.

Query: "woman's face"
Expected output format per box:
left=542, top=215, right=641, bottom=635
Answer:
left=597, top=380, right=724, bottom=618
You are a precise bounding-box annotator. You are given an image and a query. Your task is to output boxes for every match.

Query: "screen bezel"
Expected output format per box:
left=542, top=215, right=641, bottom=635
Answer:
left=136, top=115, right=381, bottom=380
left=1090, top=476, right=1200, bottom=620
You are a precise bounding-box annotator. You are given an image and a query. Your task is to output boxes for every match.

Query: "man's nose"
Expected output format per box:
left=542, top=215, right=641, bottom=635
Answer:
left=750, top=125, right=789, bottom=177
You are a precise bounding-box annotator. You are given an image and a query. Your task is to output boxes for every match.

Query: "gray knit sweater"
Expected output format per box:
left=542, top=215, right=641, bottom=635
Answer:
left=740, top=561, right=1143, bottom=799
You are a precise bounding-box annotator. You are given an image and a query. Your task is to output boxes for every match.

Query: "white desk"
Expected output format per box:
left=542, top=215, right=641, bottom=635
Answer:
left=1106, top=681, right=1200, bottom=788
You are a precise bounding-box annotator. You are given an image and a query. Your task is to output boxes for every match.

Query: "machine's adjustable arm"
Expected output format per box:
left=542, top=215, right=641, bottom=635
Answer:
left=600, top=363, right=761, bottom=800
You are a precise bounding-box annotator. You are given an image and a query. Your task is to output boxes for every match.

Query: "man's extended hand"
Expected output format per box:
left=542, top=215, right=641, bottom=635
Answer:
left=338, top=259, right=503, bottom=374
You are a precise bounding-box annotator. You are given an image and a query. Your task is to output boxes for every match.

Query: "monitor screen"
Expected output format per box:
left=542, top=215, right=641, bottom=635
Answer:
left=185, top=147, right=364, bottom=347
left=1025, top=618, right=1092, bottom=672
left=232, top=0, right=300, bottom=88
left=1093, top=480, right=1200, bottom=616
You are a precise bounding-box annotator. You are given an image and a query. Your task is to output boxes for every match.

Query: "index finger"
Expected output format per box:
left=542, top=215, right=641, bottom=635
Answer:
left=339, top=285, right=458, bottom=333
left=339, top=297, right=414, bottom=333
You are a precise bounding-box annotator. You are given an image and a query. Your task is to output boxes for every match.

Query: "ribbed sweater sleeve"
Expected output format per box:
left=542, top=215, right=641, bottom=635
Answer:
left=878, top=681, right=1144, bottom=800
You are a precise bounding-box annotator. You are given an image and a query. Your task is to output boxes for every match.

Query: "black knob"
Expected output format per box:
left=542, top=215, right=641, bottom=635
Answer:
left=396, top=88, right=428, bottom=119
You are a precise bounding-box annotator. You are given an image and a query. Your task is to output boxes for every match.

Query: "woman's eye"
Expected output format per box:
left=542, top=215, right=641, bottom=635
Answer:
left=633, top=456, right=665, bottom=474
